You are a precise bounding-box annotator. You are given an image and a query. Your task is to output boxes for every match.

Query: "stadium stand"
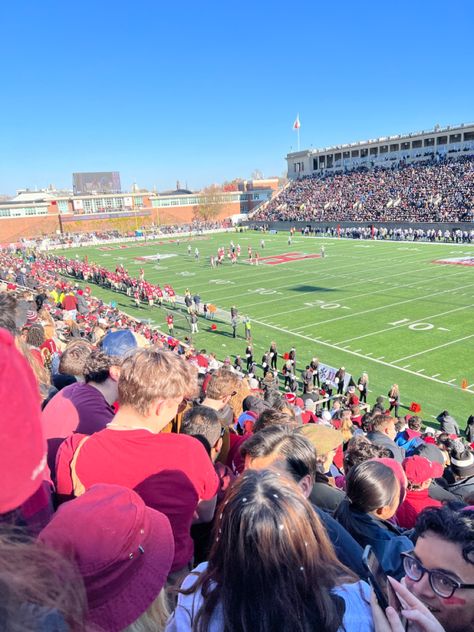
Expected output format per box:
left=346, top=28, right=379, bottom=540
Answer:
left=254, top=156, right=474, bottom=223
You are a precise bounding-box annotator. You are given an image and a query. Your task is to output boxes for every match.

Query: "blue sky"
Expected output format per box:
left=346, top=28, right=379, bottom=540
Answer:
left=0, top=0, right=472, bottom=194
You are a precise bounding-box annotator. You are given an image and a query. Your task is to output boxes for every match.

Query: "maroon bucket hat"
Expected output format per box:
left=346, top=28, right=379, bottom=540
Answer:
left=39, top=484, right=174, bottom=631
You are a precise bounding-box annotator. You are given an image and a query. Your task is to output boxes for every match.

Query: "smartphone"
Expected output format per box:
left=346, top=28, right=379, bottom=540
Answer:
left=362, top=545, right=390, bottom=610
left=362, top=546, right=406, bottom=626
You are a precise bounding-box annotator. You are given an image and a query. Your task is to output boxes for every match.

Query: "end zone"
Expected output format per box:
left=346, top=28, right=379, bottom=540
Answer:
left=256, top=252, right=322, bottom=265
left=433, top=256, right=474, bottom=267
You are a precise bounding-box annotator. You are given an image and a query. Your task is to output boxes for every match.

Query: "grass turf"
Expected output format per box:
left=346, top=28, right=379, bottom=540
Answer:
left=56, top=231, right=474, bottom=427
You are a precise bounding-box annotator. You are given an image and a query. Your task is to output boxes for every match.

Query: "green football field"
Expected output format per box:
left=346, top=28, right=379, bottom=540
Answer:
left=57, top=231, right=474, bottom=427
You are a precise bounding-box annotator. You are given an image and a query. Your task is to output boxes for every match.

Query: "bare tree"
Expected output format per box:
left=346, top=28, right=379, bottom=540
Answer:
left=194, top=185, right=226, bottom=221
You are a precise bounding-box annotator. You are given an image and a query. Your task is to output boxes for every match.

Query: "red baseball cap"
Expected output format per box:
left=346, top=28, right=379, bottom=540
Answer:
left=0, top=328, right=47, bottom=513
left=39, top=484, right=174, bottom=632
left=402, top=455, right=444, bottom=485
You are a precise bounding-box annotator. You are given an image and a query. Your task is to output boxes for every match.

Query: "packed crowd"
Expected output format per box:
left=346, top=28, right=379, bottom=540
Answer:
left=1, top=250, right=474, bottom=632
left=254, top=225, right=474, bottom=243
left=16, top=221, right=230, bottom=251
left=254, top=156, right=474, bottom=223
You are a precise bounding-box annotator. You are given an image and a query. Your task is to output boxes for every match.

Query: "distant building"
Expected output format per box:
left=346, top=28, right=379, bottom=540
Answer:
left=0, top=188, right=273, bottom=242
left=287, top=122, right=474, bottom=178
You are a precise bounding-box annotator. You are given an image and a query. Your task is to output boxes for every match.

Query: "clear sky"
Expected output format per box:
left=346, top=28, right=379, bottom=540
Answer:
left=0, top=0, right=472, bottom=194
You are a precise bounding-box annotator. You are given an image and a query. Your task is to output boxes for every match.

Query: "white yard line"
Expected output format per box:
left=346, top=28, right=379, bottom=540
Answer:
left=275, top=269, right=473, bottom=324
left=291, top=281, right=474, bottom=330
left=251, top=318, right=474, bottom=394
left=391, top=334, right=474, bottom=363
left=333, top=304, right=474, bottom=345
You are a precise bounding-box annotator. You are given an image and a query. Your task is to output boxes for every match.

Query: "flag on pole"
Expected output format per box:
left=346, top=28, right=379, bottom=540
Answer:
left=293, top=114, right=301, bottom=130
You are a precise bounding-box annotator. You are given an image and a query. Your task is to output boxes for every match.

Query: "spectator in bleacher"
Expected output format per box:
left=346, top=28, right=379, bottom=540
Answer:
left=39, top=484, right=174, bottom=632
left=367, top=414, right=406, bottom=463
left=334, top=460, right=413, bottom=579
left=55, top=349, right=219, bottom=580
left=437, top=409, right=461, bottom=436
left=397, top=505, right=474, bottom=632
left=298, top=424, right=346, bottom=513
left=448, top=443, right=474, bottom=501
left=166, top=469, right=373, bottom=632
left=200, top=368, right=241, bottom=429
left=241, top=425, right=367, bottom=577
left=42, top=347, right=122, bottom=477
left=395, top=414, right=423, bottom=455
left=396, top=456, right=444, bottom=529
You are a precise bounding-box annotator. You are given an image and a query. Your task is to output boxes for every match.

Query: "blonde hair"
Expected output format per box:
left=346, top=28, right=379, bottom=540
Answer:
left=15, top=336, right=51, bottom=398
left=123, top=588, right=169, bottom=632
left=118, top=349, right=198, bottom=415
left=205, top=368, right=241, bottom=400
left=340, top=416, right=354, bottom=443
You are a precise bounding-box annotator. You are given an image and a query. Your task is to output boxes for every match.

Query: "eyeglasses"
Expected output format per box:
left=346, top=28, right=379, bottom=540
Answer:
left=401, top=552, right=474, bottom=599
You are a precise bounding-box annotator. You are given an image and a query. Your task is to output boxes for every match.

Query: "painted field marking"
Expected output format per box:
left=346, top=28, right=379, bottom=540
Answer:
left=432, top=373, right=440, bottom=378
left=209, top=248, right=445, bottom=303
left=402, top=365, right=412, bottom=368
left=417, top=369, right=426, bottom=373
left=448, top=379, right=456, bottom=383
left=212, top=249, right=472, bottom=308
left=251, top=318, right=474, bottom=394
left=334, top=304, right=471, bottom=345
left=391, top=334, right=474, bottom=364
left=291, top=282, right=474, bottom=331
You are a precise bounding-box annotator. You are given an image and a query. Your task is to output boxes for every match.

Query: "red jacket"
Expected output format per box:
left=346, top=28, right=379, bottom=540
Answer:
left=396, top=488, right=442, bottom=529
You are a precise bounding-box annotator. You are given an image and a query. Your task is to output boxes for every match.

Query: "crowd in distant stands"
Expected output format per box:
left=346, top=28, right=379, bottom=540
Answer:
left=254, top=156, right=474, bottom=223
left=1, top=246, right=474, bottom=632
left=255, top=224, right=474, bottom=243
left=18, top=220, right=230, bottom=250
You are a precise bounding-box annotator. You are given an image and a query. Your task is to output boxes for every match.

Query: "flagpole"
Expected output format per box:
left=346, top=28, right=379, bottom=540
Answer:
left=297, top=125, right=300, bottom=152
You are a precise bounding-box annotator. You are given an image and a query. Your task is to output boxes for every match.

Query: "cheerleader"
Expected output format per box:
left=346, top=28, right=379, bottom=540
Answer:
left=357, top=372, right=369, bottom=403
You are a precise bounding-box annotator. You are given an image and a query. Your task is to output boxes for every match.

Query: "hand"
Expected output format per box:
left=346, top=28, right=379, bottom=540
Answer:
left=371, top=577, right=446, bottom=632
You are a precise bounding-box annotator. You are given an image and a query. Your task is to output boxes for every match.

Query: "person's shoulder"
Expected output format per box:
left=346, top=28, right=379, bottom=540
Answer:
left=333, top=581, right=373, bottom=630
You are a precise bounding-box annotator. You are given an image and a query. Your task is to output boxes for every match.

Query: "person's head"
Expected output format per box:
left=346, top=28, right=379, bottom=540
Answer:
left=100, top=329, right=137, bottom=357
left=253, top=408, right=297, bottom=433
left=25, top=323, right=45, bottom=348
left=402, top=455, right=444, bottom=491
left=0, top=292, right=17, bottom=334
left=450, top=444, right=474, bottom=479
left=371, top=414, right=397, bottom=440
left=181, top=405, right=223, bottom=462
left=0, top=527, right=87, bottom=631
left=203, top=369, right=240, bottom=409
left=345, top=460, right=400, bottom=520
left=39, top=484, right=174, bottom=632
left=408, top=416, right=422, bottom=432
left=242, top=425, right=317, bottom=497
left=58, top=339, right=93, bottom=380
left=187, top=469, right=354, bottom=632
left=118, top=349, right=197, bottom=429
left=403, top=505, right=474, bottom=632
left=298, top=425, right=343, bottom=474
left=343, top=435, right=390, bottom=474
left=83, top=349, right=120, bottom=385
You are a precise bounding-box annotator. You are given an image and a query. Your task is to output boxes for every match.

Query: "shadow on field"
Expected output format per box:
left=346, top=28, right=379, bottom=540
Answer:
left=290, top=285, right=337, bottom=292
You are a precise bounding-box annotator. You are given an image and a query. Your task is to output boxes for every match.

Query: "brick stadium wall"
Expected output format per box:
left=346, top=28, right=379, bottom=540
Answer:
left=0, top=200, right=244, bottom=243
